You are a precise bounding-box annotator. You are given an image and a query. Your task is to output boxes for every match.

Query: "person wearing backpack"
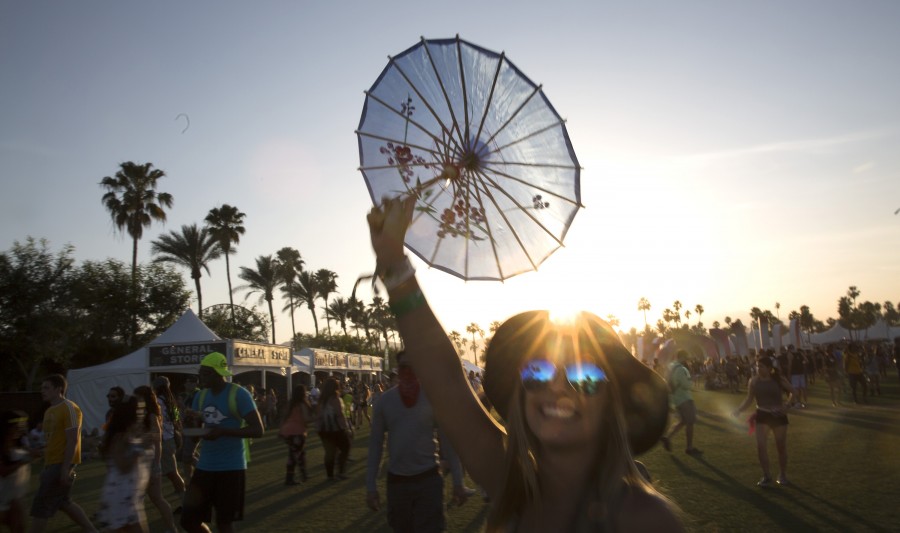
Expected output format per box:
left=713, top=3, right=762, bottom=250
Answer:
left=181, top=352, right=263, bottom=533
left=659, top=350, right=702, bottom=455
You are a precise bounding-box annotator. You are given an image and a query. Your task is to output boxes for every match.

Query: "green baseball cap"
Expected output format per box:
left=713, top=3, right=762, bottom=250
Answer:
left=200, top=351, right=233, bottom=377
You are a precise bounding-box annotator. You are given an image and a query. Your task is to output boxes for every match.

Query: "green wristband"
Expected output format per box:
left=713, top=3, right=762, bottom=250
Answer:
left=389, top=289, right=426, bottom=318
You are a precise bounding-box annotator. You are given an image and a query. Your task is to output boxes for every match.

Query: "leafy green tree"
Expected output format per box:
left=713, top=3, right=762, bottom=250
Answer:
left=69, top=259, right=190, bottom=365
left=151, top=224, right=221, bottom=318
left=275, top=247, right=304, bottom=343
left=202, top=303, right=269, bottom=342
left=100, top=161, right=173, bottom=339
left=205, top=204, right=246, bottom=323
left=0, top=238, right=76, bottom=390
left=1, top=242, right=193, bottom=391
left=315, top=269, right=339, bottom=335
left=236, top=255, right=281, bottom=344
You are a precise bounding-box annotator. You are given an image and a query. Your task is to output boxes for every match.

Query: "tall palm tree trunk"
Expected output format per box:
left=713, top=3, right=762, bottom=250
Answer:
left=225, top=254, right=235, bottom=324
left=267, top=298, right=276, bottom=344
left=130, top=236, right=139, bottom=343
left=308, top=304, right=319, bottom=336
left=289, top=294, right=297, bottom=343
left=193, top=273, right=203, bottom=319
left=324, top=296, right=332, bottom=335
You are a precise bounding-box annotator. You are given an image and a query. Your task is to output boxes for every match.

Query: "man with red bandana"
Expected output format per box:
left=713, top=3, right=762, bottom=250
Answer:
left=366, top=351, right=468, bottom=532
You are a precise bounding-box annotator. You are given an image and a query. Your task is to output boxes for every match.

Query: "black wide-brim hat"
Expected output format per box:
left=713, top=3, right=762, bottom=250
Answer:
left=482, top=310, right=669, bottom=455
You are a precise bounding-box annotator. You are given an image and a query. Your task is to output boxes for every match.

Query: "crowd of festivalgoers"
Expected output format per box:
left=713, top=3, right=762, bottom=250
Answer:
left=650, top=339, right=897, bottom=406
left=2, top=336, right=898, bottom=532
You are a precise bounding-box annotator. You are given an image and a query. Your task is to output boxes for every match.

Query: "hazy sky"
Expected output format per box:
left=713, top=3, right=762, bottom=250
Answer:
left=2, top=1, right=899, bottom=351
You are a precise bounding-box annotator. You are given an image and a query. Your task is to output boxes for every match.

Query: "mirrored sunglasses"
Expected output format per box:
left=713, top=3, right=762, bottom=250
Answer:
left=520, top=358, right=608, bottom=395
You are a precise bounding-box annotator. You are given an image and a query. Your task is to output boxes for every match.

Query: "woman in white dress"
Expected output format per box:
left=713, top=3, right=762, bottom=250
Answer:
left=96, top=395, right=151, bottom=533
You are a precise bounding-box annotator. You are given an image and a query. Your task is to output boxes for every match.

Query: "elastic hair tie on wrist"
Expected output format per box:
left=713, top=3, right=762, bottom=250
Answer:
left=389, top=289, right=426, bottom=318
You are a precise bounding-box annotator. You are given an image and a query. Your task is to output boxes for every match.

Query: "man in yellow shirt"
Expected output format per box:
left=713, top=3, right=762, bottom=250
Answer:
left=29, top=374, right=97, bottom=533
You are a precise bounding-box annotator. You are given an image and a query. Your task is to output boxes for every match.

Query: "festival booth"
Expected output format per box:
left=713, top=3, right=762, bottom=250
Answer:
left=67, top=309, right=298, bottom=432
left=293, top=347, right=384, bottom=387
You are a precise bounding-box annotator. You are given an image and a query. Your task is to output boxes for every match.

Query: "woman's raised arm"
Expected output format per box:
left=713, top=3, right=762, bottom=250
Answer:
left=367, top=196, right=506, bottom=491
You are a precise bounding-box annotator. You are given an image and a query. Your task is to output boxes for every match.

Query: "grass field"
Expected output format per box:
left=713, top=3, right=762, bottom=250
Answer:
left=25, top=375, right=900, bottom=532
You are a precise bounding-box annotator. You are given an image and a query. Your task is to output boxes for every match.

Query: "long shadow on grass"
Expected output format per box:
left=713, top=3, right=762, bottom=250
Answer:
left=670, top=455, right=814, bottom=530
left=774, top=485, right=891, bottom=533
left=789, top=409, right=900, bottom=436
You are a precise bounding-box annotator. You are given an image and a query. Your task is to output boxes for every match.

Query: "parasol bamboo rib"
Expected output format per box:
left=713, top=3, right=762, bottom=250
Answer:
left=455, top=37, right=471, bottom=279
left=469, top=171, right=505, bottom=279
left=469, top=168, right=539, bottom=273
left=456, top=36, right=471, bottom=145
left=491, top=120, right=575, bottom=157
left=475, top=169, right=567, bottom=247
left=355, top=131, right=444, bottom=160
left=480, top=83, right=543, bottom=153
left=387, top=55, right=465, bottom=156
left=419, top=38, right=465, bottom=156
left=481, top=165, right=582, bottom=206
left=473, top=52, right=505, bottom=150
left=497, top=162, right=581, bottom=170
left=361, top=91, right=450, bottom=150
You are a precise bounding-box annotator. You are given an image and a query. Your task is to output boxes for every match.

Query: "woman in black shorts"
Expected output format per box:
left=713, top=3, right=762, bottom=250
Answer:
left=732, top=357, right=795, bottom=487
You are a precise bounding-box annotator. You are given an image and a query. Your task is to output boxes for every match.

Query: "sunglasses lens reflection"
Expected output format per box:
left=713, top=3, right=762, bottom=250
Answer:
left=520, top=359, right=607, bottom=396
left=520, top=359, right=556, bottom=391
left=566, top=364, right=607, bottom=395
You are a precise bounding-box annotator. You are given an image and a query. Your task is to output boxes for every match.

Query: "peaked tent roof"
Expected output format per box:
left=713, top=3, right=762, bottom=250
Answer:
left=151, top=308, right=221, bottom=345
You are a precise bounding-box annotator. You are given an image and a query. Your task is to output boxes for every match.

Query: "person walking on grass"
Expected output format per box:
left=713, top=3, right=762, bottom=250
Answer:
left=278, top=385, right=314, bottom=485
left=844, top=343, right=868, bottom=404
left=365, top=351, right=469, bottom=532
left=133, top=386, right=178, bottom=533
left=316, top=378, right=352, bottom=481
left=660, top=350, right=702, bottom=456
left=29, top=374, right=98, bottom=533
left=732, top=357, right=795, bottom=487
left=181, top=352, right=264, bottom=533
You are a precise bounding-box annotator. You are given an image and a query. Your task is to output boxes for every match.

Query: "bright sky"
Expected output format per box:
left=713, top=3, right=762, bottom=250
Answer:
left=2, top=1, right=899, bottom=351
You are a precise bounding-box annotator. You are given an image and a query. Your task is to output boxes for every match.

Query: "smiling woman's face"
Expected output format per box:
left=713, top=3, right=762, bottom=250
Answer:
left=522, top=349, right=609, bottom=451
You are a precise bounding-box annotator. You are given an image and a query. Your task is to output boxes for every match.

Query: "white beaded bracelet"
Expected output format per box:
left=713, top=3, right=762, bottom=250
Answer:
left=380, top=256, right=415, bottom=291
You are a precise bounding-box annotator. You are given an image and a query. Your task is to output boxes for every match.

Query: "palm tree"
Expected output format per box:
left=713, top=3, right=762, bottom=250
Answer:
left=324, top=297, right=354, bottom=336
left=606, top=314, right=620, bottom=329
left=347, top=296, right=366, bottom=340
left=466, top=322, right=484, bottom=363
left=275, top=247, right=304, bottom=344
left=284, top=270, right=319, bottom=336
left=100, top=161, right=173, bottom=340
left=637, top=297, right=651, bottom=329
left=775, top=302, right=781, bottom=321
left=315, top=269, right=339, bottom=335
left=100, top=162, right=174, bottom=286
left=236, top=255, right=281, bottom=344
left=672, top=300, right=682, bottom=328
left=694, top=304, right=704, bottom=325
left=204, top=204, right=246, bottom=324
left=150, top=224, right=222, bottom=318
left=369, top=297, right=394, bottom=351
left=448, top=331, right=464, bottom=356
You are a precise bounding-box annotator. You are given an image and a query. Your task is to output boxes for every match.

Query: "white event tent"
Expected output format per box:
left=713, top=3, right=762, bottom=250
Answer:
left=67, top=309, right=301, bottom=432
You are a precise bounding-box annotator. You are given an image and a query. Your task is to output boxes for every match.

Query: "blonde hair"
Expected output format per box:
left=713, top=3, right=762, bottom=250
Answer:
left=485, top=371, right=674, bottom=531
